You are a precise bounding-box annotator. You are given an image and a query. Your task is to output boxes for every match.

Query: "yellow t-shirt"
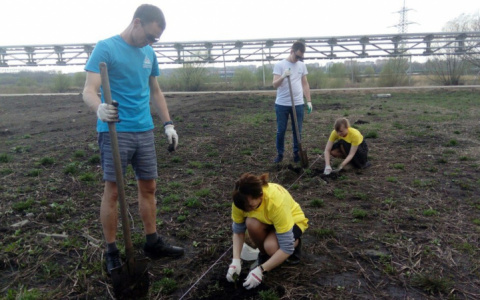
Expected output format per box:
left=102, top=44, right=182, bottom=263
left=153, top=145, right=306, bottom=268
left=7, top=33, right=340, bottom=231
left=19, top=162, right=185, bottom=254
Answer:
left=328, top=127, right=363, bottom=146
left=231, top=183, right=308, bottom=233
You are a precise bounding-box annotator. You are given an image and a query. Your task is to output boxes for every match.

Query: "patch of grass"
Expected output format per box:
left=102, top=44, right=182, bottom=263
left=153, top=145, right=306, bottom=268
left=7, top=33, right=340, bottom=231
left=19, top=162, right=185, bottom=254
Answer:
left=290, top=184, right=299, bottom=190
left=312, top=228, right=336, bottom=239
left=171, top=156, right=182, bottom=163
left=258, top=289, right=280, bottom=300
left=423, top=209, right=438, bottom=216
left=411, top=273, right=453, bottom=295
left=365, top=131, right=378, bottom=139
left=158, top=277, right=177, bottom=295
left=64, top=162, right=79, bottom=175
left=79, top=172, right=95, bottom=182
left=473, top=219, right=480, bottom=226
left=455, top=242, right=476, bottom=255
left=12, top=198, right=35, bottom=212
left=207, top=151, right=219, bottom=157
left=74, top=150, right=86, bottom=158
left=445, top=139, right=458, bottom=147
left=310, top=198, right=324, bottom=208
left=195, top=188, right=211, bottom=197
left=392, top=163, right=404, bottom=170
left=185, top=197, right=200, bottom=207
left=39, top=157, right=55, bottom=166
left=88, top=154, right=100, bottom=164
left=333, top=188, right=346, bottom=199
left=352, top=208, right=367, bottom=219
left=189, top=161, right=203, bottom=168
left=163, top=194, right=180, bottom=204
left=27, top=169, right=41, bottom=177
left=386, top=177, right=398, bottom=183
left=177, top=215, right=187, bottom=222
left=241, top=149, right=252, bottom=155
left=0, top=168, right=13, bottom=175
left=0, top=153, right=12, bottom=163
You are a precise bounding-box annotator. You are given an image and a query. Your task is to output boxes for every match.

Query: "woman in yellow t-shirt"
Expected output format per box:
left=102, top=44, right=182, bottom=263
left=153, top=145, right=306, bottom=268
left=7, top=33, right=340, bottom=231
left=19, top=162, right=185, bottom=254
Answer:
left=225, top=173, right=308, bottom=290
left=324, top=117, right=371, bottom=175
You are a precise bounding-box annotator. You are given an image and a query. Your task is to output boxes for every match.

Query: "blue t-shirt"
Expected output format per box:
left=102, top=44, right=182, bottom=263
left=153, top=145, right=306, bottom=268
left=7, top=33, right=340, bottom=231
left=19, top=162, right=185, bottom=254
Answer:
left=85, top=35, right=160, bottom=132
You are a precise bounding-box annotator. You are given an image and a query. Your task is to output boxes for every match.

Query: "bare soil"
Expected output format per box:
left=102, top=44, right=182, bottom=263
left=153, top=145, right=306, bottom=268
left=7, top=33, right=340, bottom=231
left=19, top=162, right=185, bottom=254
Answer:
left=1, top=88, right=480, bottom=299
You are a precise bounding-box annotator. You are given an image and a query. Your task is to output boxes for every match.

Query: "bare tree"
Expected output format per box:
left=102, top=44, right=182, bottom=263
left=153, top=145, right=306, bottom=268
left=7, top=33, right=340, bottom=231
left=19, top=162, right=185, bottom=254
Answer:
left=444, top=12, right=480, bottom=68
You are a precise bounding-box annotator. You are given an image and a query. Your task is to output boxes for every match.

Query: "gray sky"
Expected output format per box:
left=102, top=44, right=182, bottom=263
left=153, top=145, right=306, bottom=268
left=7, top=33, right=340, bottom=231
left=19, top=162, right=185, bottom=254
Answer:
left=1, top=0, right=478, bottom=46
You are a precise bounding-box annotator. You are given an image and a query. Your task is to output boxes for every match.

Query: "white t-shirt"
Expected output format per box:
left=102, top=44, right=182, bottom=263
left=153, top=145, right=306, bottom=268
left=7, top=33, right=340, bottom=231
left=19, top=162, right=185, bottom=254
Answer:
left=273, top=59, right=308, bottom=106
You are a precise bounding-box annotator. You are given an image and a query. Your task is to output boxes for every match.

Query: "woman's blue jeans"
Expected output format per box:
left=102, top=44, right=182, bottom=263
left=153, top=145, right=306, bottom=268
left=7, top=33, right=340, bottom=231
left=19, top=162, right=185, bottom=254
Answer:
left=275, top=104, right=304, bottom=156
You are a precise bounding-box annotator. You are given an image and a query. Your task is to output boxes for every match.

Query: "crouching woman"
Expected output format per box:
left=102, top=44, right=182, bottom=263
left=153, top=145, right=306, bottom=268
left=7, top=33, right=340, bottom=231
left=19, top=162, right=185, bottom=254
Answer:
left=226, top=173, right=308, bottom=289
left=324, top=117, right=371, bottom=175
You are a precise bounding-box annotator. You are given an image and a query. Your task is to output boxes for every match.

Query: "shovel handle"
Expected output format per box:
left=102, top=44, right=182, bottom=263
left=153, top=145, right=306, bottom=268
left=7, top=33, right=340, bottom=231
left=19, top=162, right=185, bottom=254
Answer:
left=286, top=76, right=302, bottom=143
left=99, top=63, right=135, bottom=268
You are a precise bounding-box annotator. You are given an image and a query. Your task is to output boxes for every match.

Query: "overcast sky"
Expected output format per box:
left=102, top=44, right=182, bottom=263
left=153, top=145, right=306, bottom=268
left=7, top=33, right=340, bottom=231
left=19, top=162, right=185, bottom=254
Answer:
left=1, top=0, right=478, bottom=47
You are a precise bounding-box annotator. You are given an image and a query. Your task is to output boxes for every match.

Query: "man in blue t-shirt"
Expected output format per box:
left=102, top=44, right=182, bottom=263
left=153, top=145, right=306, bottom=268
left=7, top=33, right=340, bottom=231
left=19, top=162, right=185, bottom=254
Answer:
left=82, top=4, right=184, bottom=275
left=272, top=41, right=313, bottom=163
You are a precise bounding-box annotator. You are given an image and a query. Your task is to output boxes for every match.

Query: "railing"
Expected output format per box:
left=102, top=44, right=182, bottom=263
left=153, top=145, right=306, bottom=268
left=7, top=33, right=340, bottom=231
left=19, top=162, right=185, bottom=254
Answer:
left=1, top=32, right=479, bottom=68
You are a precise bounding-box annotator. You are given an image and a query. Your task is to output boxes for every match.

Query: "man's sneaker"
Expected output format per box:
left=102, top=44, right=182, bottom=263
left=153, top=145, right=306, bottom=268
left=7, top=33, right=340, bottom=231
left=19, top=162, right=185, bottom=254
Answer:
left=105, top=250, right=122, bottom=276
left=274, top=155, right=283, bottom=163
left=361, top=161, right=372, bottom=169
left=144, top=238, right=184, bottom=260
left=293, top=152, right=300, bottom=163
left=286, top=238, right=302, bottom=265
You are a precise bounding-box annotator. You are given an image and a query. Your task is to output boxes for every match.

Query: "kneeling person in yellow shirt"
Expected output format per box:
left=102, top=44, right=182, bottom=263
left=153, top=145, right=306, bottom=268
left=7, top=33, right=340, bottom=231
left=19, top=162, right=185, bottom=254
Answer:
left=324, top=117, right=371, bottom=174
left=226, top=173, right=308, bottom=289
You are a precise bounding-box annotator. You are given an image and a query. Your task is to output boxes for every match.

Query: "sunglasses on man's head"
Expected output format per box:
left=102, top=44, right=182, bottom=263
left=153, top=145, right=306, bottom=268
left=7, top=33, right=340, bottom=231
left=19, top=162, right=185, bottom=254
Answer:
left=146, top=34, right=159, bottom=44
left=295, top=54, right=304, bottom=62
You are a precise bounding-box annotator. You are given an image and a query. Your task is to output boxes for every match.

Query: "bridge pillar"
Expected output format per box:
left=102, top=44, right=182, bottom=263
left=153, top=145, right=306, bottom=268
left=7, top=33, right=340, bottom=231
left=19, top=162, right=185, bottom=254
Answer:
left=204, top=42, right=213, bottom=63
left=235, top=41, right=244, bottom=61
left=265, top=40, right=274, bottom=61
left=54, top=46, right=66, bottom=65
left=359, top=36, right=369, bottom=58
left=455, top=33, right=467, bottom=53
left=24, top=46, right=37, bottom=66
left=174, top=43, right=183, bottom=63
left=327, top=38, right=337, bottom=59
left=0, top=47, right=7, bottom=67
left=423, top=34, right=434, bottom=55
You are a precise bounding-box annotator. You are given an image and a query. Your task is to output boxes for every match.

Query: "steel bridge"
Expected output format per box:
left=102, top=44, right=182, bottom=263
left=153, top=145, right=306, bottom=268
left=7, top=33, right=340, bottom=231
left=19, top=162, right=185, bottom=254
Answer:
left=1, top=31, right=479, bottom=68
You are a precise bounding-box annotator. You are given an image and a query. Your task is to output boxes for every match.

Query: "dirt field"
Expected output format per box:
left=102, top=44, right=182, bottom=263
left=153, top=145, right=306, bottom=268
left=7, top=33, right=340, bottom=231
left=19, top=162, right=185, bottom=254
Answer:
left=1, top=88, right=480, bottom=299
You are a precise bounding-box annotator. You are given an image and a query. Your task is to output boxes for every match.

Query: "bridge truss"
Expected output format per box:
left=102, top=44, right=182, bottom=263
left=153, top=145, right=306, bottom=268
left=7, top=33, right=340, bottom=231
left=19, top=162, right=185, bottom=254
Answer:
left=1, top=32, right=479, bottom=68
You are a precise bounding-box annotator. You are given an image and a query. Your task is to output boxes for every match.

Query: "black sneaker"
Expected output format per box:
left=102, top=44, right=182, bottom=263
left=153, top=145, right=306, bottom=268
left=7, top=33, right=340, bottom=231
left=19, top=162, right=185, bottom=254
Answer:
left=144, top=238, right=184, bottom=260
left=274, top=155, right=283, bottom=163
left=105, top=250, right=122, bottom=276
left=286, top=238, right=302, bottom=265
left=361, top=161, right=372, bottom=169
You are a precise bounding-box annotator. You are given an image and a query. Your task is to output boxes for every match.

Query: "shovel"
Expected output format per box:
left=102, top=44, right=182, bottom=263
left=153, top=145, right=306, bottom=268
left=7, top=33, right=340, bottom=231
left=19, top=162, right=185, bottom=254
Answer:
left=99, top=62, right=150, bottom=299
left=286, top=76, right=309, bottom=168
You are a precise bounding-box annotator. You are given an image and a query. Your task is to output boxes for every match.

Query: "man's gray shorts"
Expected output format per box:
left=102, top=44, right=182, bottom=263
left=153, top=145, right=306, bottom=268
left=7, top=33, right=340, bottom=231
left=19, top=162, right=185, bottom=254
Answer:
left=98, top=130, right=158, bottom=182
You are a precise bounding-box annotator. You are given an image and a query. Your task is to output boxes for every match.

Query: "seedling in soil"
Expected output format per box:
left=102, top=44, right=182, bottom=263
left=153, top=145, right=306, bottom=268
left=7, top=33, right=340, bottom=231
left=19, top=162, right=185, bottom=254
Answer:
left=74, top=150, right=86, bottom=158
left=387, top=177, right=397, bottom=183
left=63, top=162, right=79, bottom=175
left=365, top=131, right=378, bottom=139
left=0, top=153, right=12, bottom=163
left=310, top=198, right=324, bottom=208
left=79, top=172, right=95, bottom=182
left=27, top=169, right=41, bottom=177
left=352, top=208, right=367, bottom=219
left=232, top=273, right=239, bottom=289
left=333, top=188, right=346, bottom=199
left=39, top=157, right=55, bottom=166
left=392, top=163, right=404, bottom=170
left=411, top=273, right=453, bottom=295
left=445, top=139, right=458, bottom=147
left=88, top=154, right=100, bottom=164
left=312, top=228, right=336, bottom=239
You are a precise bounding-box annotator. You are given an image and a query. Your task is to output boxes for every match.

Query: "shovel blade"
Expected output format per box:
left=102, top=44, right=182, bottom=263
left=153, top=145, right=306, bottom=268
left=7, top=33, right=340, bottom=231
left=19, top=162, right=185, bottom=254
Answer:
left=111, top=258, right=150, bottom=299
left=300, top=149, right=309, bottom=168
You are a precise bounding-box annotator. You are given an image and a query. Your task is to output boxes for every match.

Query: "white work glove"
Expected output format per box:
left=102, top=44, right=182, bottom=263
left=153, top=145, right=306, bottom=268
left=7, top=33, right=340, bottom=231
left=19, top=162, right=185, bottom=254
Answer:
left=281, top=69, right=291, bottom=78
left=243, top=266, right=263, bottom=290
left=307, top=102, right=313, bottom=114
left=164, top=124, right=178, bottom=150
left=96, top=101, right=119, bottom=122
left=324, top=165, right=332, bottom=175
left=226, top=258, right=241, bottom=282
